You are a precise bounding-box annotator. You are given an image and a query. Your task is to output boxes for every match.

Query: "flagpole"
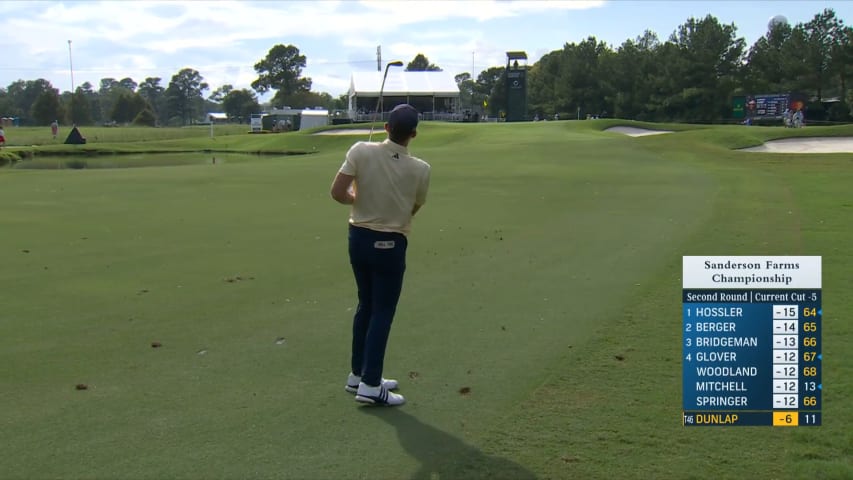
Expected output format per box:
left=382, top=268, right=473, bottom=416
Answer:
left=68, top=40, right=74, bottom=92
left=68, top=40, right=74, bottom=124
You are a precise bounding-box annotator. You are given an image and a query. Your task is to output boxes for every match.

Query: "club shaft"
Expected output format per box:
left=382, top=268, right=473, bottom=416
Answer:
left=369, top=64, right=394, bottom=142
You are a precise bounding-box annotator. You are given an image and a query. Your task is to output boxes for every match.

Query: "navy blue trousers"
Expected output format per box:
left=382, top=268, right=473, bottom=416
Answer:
left=349, top=225, right=408, bottom=386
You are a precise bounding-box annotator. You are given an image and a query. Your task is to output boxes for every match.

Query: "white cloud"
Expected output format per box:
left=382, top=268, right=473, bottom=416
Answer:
left=357, top=0, right=605, bottom=22
left=0, top=0, right=606, bottom=95
left=309, top=73, right=351, bottom=96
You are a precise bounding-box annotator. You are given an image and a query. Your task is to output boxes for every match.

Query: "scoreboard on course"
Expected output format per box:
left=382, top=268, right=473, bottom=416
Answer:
left=682, top=256, right=822, bottom=427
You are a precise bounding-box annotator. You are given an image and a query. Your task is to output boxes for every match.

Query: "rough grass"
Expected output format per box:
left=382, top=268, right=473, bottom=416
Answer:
left=485, top=123, right=852, bottom=479
left=0, top=121, right=850, bottom=479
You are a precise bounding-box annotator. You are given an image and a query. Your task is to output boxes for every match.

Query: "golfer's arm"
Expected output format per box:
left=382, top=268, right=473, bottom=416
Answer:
left=330, top=172, right=355, bottom=205
left=411, top=204, right=422, bottom=216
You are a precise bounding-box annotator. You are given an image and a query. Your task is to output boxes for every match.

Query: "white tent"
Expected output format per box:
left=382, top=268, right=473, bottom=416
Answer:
left=206, top=112, right=228, bottom=123
left=348, top=70, right=461, bottom=121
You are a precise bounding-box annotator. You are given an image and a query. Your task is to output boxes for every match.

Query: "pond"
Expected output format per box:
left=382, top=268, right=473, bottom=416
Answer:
left=12, top=152, right=288, bottom=169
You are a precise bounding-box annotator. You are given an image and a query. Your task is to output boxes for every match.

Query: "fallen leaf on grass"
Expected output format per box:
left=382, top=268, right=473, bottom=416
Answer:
left=225, top=275, right=255, bottom=283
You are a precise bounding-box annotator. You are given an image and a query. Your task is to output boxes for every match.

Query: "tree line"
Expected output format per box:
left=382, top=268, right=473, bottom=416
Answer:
left=468, top=8, right=851, bottom=123
left=1, top=8, right=850, bottom=126
left=0, top=44, right=339, bottom=127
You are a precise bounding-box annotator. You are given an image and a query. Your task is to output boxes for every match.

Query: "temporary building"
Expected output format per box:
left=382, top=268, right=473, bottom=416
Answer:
left=348, top=70, right=461, bottom=121
left=300, top=109, right=329, bottom=130
left=206, top=112, right=228, bottom=123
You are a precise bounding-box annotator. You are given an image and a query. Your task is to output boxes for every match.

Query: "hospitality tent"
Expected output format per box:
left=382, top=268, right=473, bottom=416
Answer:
left=348, top=70, right=461, bottom=121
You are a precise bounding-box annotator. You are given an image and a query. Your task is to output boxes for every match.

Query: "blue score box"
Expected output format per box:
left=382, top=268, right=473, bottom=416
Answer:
left=682, top=257, right=822, bottom=427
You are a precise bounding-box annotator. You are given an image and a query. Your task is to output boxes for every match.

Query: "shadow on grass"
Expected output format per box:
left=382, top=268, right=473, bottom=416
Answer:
left=359, top=408, right=537, bottom=480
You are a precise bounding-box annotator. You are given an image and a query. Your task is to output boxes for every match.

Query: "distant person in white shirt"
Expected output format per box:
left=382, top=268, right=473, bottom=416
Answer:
left=330, top=104, right=431, bottom=406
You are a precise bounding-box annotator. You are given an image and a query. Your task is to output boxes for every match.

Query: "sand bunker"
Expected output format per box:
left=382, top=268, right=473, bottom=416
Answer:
left=605, top=126, right=673, bottom=137
left=313, top=129, right=373, bottom=135
left=313, top=128, right=852, bottom=153
left=606, top=127, right=853, bottom=153
left=741, top=137, right=853, bottom=153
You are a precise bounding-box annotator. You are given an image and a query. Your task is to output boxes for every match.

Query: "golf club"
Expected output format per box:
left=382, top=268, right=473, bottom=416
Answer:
left=368, top=60, right=404, bottom=142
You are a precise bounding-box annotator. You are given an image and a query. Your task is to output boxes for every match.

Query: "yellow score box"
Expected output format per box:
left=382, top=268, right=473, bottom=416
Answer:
left=773, top=411, right=799, bottom=426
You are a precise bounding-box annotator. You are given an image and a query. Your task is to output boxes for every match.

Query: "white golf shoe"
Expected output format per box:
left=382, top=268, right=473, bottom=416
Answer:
left=345, top=373, right=399, bottom=394
left=354, top=382, right=405, bottom=406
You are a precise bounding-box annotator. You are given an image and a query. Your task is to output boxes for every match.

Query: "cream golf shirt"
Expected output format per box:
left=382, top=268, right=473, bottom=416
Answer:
left=340, top=139, right=430, bottom=236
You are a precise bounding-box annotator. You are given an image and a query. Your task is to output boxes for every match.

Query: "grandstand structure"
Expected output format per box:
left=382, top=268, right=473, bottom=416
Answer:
left=348, top=70, right=461, bottom=122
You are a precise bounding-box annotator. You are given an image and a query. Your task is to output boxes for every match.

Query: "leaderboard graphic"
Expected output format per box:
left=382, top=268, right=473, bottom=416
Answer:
left=682, top=256, right=822, bottom=426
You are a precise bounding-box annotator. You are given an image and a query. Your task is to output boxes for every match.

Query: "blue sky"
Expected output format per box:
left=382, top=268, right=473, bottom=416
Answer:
left=1, top=1, right=851, bottom=100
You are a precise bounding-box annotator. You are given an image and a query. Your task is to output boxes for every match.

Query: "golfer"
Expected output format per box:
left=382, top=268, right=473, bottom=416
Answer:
left=330, top=104, right=430, bottom=406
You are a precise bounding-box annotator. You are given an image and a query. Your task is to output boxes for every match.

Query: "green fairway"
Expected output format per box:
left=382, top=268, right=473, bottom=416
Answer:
left=1, top=121, right=851, bottom=479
